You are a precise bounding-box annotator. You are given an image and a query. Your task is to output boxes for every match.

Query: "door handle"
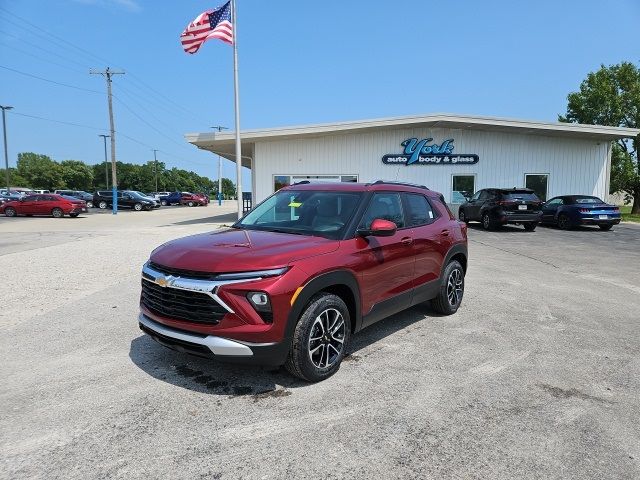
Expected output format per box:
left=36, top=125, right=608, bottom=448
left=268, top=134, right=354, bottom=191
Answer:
left=440, top=230, right=450, bottom=236
left=401, top=237, right=413, bottom=246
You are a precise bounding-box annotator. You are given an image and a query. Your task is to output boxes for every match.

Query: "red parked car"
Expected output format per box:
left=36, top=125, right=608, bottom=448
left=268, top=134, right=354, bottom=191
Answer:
left=2, top=194, right=88, bottom=218
left=180, top=192, right=208, bottom=207
left=138, top=181, right=468, bottom=382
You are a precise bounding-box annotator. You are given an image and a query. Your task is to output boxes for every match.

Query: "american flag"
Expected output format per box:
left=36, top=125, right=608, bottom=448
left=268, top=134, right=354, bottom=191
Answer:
left=180, top=2, right=233, bottom=54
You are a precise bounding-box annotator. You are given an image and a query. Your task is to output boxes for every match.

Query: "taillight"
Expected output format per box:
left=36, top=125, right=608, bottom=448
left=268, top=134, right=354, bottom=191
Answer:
left=579, top=208, right=590, bottom=213
left=497, top=200, right=514, bottom=206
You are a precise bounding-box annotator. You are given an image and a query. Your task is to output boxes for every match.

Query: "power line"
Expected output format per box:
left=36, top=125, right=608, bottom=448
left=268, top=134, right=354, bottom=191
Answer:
left=8, top=111, right=108, bottom=131
left=0, top=65, right=102, bottom=94
left=0, top=40, right=87, bottom=75
left=0, top=29, right=90, bottom=70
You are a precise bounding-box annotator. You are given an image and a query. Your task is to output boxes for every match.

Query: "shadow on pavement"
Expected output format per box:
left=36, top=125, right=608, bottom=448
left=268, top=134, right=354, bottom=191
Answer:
left=164, top=211, right=237, bottom=226
left=129, top=304, right=441, bottom=397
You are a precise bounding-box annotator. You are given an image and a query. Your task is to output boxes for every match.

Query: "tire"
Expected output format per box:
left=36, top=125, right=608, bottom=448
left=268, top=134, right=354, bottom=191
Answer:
left=431, top=260, right=465, bottom=315
left=4, top=207, right=16, bottom=217
left=86, top=201, right=94, bottom=208
left=98, top=201, right=108, bottom=209
left=523, top=223, right=537, bottom=231
left=187, top=201, right=195, bottom=207
left=284, top=293, right=351, bottom=382
left=458, top=209, right=468, bottom=223
left=133, top=203, right=143, bottom=211
left=558, top=214, right=571, bottom=230
left=52, top=208, right=64, bottom=218
left=598, top=224, right=613, bottom=231
left=482, top=212, right=494, bottom=230
left=161, top=200, right=168, bottom=206
left=69, top=213, right=79, bottom=218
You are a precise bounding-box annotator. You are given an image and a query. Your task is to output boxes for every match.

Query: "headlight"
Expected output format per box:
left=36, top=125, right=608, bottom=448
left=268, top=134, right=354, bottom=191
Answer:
left=216, top=267, right=289, bottom=281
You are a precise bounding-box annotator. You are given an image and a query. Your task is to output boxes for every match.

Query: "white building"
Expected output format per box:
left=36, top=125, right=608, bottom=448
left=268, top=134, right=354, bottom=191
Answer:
left=186, top=113, right=639, bottom=210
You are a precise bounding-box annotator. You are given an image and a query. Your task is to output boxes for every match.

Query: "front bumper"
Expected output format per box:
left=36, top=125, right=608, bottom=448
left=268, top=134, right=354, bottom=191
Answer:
left=139, top=313, right=290, bottom=366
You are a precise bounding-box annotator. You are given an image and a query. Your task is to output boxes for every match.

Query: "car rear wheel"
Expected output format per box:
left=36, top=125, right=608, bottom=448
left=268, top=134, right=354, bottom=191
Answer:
left=187, top=201, right=195, bottom=207
left=4, top=207, right=16, bottom=217
left=598, top=224, right=613, bottom=231
left=161, top=200, right=168, bottom=206
left=482, top=213, right=494, bottom=230
left=558, top=214, right=571, bottom=230
left=523, top=223, right=537, bottom=231
left=285, top=293, right=351, bottom=382
left=458, top=209, right=468, bottom=223
left=431, top=260, right=465, bottom=315
left=52, top=208, right=64, bottom=218
left=86, top=201, right=94, bottom=208
left=98, top=201, right=108, bottom=209
left=133, top=203, right=143, bottom=211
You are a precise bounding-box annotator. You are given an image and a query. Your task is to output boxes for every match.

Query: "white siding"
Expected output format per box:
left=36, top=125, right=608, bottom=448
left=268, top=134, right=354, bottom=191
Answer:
left=253, top=127, right=610, bottom=203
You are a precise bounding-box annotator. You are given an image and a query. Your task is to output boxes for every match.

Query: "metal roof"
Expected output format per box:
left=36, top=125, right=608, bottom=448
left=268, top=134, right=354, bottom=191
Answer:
left=185, top=113, right=640, bottom=163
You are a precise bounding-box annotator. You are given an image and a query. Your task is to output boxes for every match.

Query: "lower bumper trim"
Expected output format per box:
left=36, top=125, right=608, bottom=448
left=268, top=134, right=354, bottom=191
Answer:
left=138, top=313, right=254, bottom=356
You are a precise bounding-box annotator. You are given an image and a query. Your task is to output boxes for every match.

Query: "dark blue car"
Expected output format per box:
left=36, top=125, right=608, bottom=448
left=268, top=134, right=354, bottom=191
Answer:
left=159, top=191, right=182, bottom=206
left=541, top=195, right=621, bottom=230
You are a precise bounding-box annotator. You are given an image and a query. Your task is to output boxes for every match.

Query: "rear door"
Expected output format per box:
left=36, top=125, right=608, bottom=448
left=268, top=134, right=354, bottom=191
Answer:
left=467, top=190, right=486, bottom=219
left=402, top=193, right=443, bottom=297
left=18, top=195, right=38, bottom=214
left=356, top=192, right=415, bottom=325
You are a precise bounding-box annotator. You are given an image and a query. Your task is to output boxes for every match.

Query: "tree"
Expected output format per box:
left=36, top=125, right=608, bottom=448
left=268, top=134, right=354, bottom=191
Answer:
left=559, top=62, right=640, bottom=213
left=16, top=152, right=65, bottom=191
left=0, top=167, right=29, bottom=188
left=60, top=160, right=94, bottom=191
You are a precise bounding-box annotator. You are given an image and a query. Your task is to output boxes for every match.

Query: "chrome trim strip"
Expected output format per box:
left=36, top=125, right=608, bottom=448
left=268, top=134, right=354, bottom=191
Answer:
left=139, top=313, right=254, bottom=356
left=141, top=262, right=262, bottom=314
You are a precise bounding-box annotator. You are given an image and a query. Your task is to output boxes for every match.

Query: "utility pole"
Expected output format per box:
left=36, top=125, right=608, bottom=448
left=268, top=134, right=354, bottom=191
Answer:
left=98, top=134, right=110, bottom=188
left=153, top=149, right=158, bottom=192
left=211, top=126, right=228, bottom=206
left=90, top=67, right=124, bottom=214
left=1, top=105, right=12, bottom=194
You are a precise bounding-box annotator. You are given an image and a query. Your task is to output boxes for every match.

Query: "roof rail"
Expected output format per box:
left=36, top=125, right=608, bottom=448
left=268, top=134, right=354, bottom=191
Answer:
left=293, top=180, right=311, bottom=185
left=369, top=180, right=429, bottom=190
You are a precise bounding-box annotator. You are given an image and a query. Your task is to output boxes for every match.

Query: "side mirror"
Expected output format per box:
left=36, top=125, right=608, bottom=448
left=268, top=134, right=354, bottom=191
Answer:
left=358, top=218, right=397, bottom=237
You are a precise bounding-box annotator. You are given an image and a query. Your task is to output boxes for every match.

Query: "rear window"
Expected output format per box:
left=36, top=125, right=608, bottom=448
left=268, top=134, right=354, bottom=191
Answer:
left=501, top=191, right=540, bottom=201
left=574, top=197, right=603, bottom=204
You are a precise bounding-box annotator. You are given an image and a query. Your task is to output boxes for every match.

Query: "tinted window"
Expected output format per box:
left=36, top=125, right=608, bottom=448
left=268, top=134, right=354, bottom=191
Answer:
left=359, top=193, right=405, bottom=229
left=404, top=194, right=436, bottom=226
left=470, top=191, right=482, bottom=201
left=478, top=190, right=489, bottom=201
left=501, top=192, right=540, bottom=201
left=23, top=195, right=38, bottom=202
left=546, top=198, right=563, bottom=206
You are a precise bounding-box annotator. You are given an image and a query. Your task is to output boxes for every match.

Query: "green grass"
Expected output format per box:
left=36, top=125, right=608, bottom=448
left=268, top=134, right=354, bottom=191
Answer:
left=620, top=205, right=640, bottom=223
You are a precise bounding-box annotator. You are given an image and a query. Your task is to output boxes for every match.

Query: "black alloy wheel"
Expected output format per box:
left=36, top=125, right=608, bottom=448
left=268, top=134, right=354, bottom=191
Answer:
left=558, top=214, right=571, bottom=230
left=459, top=209, right=468, bottom=223
left=431, top=260, right=465, bottom=315
left=482, top=213, right=493, bottom=230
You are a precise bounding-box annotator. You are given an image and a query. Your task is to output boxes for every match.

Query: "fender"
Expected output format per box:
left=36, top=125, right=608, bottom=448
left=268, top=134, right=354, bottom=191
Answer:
left=285, top=269, right=362, bottom=340
left=440, top=242, right=468, bottom=278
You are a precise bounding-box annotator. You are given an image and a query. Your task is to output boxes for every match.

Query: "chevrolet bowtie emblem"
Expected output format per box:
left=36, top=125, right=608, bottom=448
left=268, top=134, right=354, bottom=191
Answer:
left=155, top=275, right=173, bottom=287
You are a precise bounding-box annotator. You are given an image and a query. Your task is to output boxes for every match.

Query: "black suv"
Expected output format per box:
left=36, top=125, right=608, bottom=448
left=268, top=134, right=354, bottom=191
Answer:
left=458, top=188, right=543, bottom=231
left=93, top=190, right=156, bottom=211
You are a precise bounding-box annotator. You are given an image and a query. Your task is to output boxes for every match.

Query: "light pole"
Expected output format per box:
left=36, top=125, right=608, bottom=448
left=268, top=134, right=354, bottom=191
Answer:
left=211, top=126, right=228, bottom=206
left=1, top=105, right=13, bottom=194
left=98, top=134, right=110, bottom=188
left=153, top=149, right=158, bottom=192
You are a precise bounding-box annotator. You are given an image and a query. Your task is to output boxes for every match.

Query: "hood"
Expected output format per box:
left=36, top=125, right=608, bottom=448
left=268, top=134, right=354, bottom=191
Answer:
left=150, top=228, right=338, bottom=273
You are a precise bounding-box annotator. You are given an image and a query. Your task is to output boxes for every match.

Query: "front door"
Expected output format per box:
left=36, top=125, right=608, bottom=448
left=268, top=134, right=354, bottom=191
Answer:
left=466, top=190, right=486, bottom=220
left=542, top=197, right=563, bottom=223
left=354, top=192, right=415, bottom=327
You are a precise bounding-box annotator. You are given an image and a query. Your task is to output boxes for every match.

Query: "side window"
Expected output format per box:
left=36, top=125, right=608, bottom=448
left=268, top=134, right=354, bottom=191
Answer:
left=359, top=193, right=405, bottom=229
left=546, top=198, right=563, bottom=206
left=470, top=191, right=482, bottom=201
left=23, top=195, right=38, bottom=202
left=478, top=190, right=489, bottom=201
left=404, top=194, right=436, bottom=226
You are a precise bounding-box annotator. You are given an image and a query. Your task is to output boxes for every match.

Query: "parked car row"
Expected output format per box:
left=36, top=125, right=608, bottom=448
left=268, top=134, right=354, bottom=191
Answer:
left=1, top=189, right=211, bottom=218
left=458, top=188, right=621, bottom=231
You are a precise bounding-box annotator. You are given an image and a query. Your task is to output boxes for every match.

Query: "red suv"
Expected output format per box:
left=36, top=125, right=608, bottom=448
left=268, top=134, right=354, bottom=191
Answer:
left=139, top=181, right=468, bottom=381
left=180, top=192, right=208, bottom=207
left=2, top=193, right=88, bottom=218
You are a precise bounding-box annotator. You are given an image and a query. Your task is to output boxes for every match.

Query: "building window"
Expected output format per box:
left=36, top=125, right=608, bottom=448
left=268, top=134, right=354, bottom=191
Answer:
left=451, top=174, right=476, bottom=203
left=525, top=174, right=549, bottom=201
left=274, top=175, right=291, bottom=192
left=341, top=175, right=358, bottom=183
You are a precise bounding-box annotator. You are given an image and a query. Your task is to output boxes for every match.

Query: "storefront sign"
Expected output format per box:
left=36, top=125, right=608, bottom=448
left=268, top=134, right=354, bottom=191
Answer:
left=382, top=138, right=479, bottom=165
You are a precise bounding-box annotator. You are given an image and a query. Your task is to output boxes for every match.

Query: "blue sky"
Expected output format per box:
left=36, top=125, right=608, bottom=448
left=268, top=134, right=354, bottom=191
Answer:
left=1, top=0, right=639, bottom=191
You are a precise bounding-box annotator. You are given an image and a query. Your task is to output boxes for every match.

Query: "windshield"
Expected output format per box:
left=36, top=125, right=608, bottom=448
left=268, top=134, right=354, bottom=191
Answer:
left=574, top=196, right=604, bottom=204
left=129, top=191, right=147, bottom=199
left=235, top=190, right=362, bottom=239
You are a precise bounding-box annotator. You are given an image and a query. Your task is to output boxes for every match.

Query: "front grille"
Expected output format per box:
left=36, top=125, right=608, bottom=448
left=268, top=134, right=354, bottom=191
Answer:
left=140, top=279, right=227, bottom=324
left=148, top=261, right=218, bottom=280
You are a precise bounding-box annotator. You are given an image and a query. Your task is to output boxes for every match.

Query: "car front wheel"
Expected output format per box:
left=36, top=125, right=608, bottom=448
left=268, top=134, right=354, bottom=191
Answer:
left=133, top=203, right=143, bottom=211
left=285, top=293, right=351, bottom=382
left=4, top=207, right=16, bottom=217
left=458, top=209, right=468, bottom=223
left=558, top=214, right=571, bottom=230
left=86, top=201, right=94, bottom=208
left=98, top=201, right=108, bottom=209
left=161, top=200, right=168, bottom=206
left=52, top=208, right=64, bottom=218
left=482, top=213, right=494, bottom=230
left=431, top=260, right=465, bottom=315
left=187, top=201, right=195, bottom=207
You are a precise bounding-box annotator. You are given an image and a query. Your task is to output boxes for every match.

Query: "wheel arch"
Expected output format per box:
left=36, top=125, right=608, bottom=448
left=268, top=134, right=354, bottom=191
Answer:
left=441, top=243, right=468, bottom=277
left=286, top=270, right=362, bottom=338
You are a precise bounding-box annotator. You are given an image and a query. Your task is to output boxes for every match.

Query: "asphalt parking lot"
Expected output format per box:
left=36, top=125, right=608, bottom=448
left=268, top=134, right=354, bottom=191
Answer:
left=1, top=208, right=639, bottom=479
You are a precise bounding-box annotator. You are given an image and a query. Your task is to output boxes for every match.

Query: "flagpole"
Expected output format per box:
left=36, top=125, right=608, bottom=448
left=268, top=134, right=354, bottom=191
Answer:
left=232, top=0, right=243, bottom=219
